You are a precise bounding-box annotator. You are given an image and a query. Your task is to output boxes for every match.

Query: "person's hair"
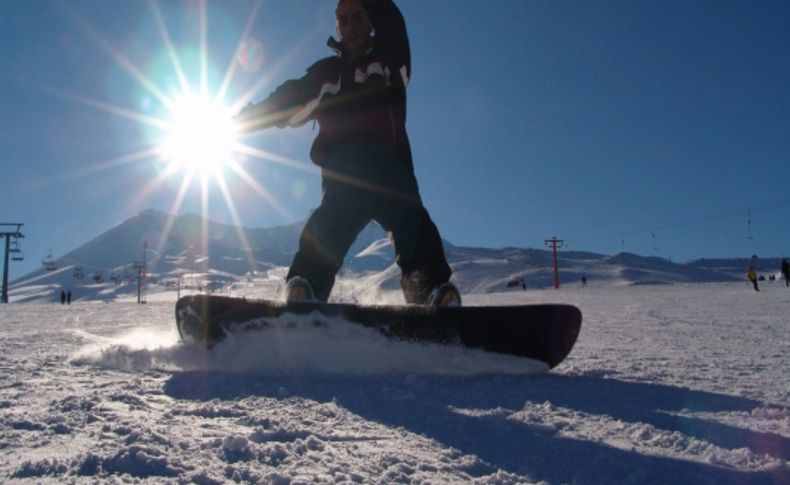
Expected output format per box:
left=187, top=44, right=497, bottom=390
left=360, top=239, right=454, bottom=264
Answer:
left=336, top=0, right=363, bottom=16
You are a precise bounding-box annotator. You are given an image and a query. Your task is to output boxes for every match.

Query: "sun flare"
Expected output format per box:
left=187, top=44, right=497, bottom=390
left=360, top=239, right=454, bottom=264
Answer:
left=50, top=0, right=310, bottom=273
left=158, top=93, right=239, bottom=177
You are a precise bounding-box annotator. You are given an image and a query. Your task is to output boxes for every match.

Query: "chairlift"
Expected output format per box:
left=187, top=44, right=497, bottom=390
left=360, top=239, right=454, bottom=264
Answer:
left=42, top=250, right=57, bottom=271
left=10, top=239, right=24, bottom=261
left=73, top=265, right=84, bottom=280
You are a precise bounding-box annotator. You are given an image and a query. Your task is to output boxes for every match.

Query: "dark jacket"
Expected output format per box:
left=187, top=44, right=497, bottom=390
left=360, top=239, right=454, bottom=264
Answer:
left=241, top=0, right=413, bottom=170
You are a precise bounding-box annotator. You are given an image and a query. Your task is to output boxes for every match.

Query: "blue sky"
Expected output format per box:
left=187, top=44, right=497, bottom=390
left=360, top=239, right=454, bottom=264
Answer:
left=2, top=0, right=789, bottom=279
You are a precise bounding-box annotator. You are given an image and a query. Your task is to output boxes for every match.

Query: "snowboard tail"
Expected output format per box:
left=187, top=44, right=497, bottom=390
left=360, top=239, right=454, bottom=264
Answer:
left=175, top=295, right=582, bottom=369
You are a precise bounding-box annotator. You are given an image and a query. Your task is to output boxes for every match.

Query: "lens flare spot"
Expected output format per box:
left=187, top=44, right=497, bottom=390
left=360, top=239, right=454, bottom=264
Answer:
left=238, top=39, right=264, bottom=72
left=140, top=96, right=152, bottom=112
left=290, top=178, right=307, bottom=200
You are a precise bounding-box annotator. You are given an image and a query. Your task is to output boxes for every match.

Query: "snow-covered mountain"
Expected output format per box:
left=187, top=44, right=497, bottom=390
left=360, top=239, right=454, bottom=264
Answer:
left=8, top=209, right=780, bottom=303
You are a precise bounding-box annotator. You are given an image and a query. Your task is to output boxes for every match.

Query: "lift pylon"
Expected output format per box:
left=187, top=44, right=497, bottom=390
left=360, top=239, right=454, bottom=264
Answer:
left=545, top=237, right=565, bottom=289
left=1, top=223, right=25, bottom=304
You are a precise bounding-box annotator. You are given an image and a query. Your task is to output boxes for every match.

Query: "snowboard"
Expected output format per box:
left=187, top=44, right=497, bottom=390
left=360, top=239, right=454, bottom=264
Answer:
left=175, top=295, right=582, bottom=369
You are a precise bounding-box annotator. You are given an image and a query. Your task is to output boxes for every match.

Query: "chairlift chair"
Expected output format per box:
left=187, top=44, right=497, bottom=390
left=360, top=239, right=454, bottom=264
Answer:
left=10, top=239, right=24, bottom=261
left=42, top=251, right=57, bottom=271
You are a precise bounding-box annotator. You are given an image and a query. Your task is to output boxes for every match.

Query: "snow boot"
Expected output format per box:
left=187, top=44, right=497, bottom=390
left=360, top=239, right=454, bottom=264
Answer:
left=280, top=276, right=316, bottom=303
left=429, top=282, right=462, bottom=307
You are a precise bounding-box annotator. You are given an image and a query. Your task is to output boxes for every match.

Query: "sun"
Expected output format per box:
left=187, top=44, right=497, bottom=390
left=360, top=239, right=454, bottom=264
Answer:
left=158, top=92, right=239, bottom=177
left=51, top=0, right=305, bottom=250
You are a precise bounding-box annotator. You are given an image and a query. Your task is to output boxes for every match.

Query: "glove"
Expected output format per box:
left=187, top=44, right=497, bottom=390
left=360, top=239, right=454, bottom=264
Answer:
left=234, top=101, right=266, bottom=133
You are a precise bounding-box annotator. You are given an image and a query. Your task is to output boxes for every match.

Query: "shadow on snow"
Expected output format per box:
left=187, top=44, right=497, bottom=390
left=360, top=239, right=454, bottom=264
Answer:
left=164, top=372, right=789, bottom=485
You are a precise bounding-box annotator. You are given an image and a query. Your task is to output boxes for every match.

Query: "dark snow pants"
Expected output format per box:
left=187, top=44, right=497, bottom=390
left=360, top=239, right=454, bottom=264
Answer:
left=286, top=144, right=451, bottom=304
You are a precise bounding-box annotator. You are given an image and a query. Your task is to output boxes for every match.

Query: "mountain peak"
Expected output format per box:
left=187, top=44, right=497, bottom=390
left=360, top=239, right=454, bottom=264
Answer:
left=138, top=208, right=167, bottom=219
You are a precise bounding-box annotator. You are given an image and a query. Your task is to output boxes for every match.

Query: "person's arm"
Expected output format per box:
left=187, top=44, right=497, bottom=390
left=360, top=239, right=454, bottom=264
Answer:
left=236, top=56, right=339, bottom=133
left=235, top=76, right=312, bottom=133
left=361, top=0, right=410, bottom=86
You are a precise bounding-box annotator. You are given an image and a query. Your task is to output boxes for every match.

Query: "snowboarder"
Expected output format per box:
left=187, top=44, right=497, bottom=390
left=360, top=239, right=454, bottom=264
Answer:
left=747, top=266, right=759, bottom=292
left=60, top=290, right=66, bottom=305
left=235, top=0, right=459, bottom=306
left=67, top=290, right=72, bottom=305
left=781, top=258, right=790, bottom=288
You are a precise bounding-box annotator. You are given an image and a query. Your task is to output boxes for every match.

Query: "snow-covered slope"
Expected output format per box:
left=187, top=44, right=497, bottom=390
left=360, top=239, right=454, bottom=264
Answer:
left=0, top=283, right=787, bottom=483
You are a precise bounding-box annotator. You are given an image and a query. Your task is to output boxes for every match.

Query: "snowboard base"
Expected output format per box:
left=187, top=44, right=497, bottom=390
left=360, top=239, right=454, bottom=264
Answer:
left=175, top=295, right=582, bottom=369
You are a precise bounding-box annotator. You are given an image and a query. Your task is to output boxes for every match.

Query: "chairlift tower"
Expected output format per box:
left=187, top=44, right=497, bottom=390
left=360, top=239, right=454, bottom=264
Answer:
left=134, top=240, right=148, bottom=304
left=1, top=223, right=25, bottom=304
left=545, top=237, right=565, bottom=289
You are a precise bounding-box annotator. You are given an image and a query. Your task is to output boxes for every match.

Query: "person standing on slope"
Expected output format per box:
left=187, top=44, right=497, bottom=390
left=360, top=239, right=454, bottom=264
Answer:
left=747, top=265, right=760, bottom=292
left=781, top=258, right=790, bottom=288
left=235, top=0, right=459, bottom=306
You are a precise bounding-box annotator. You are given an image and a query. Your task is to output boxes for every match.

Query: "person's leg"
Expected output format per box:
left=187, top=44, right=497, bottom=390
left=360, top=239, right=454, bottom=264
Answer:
left=387, top=208, right=452, bottom=304
left=286, top=181, right=369, bottom=302
left=365, top=147, right=452, bottom=305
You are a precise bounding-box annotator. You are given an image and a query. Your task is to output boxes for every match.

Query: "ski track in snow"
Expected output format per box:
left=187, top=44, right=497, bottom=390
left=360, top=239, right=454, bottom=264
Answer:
left=0, top=283, right=788, bottom=484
